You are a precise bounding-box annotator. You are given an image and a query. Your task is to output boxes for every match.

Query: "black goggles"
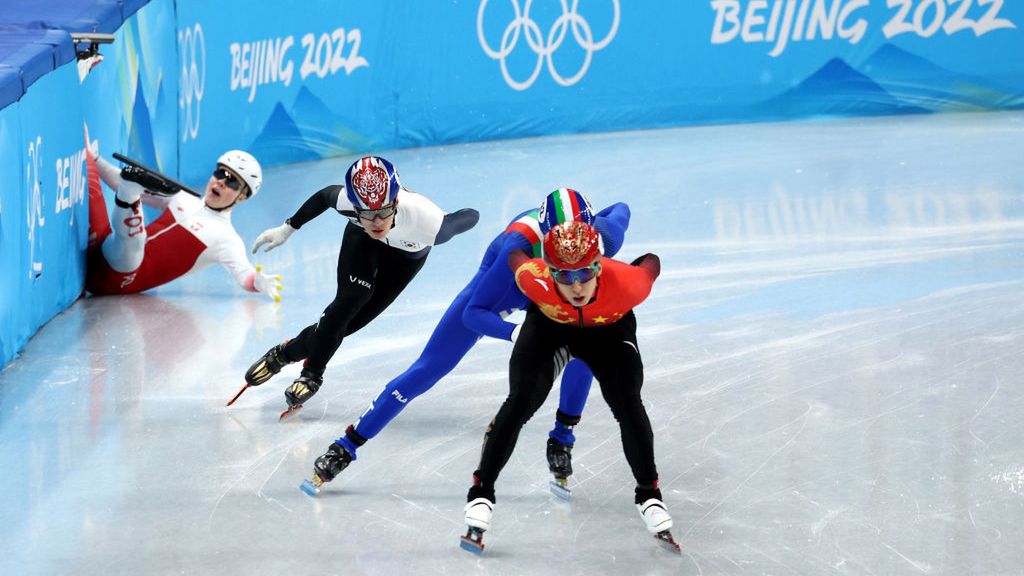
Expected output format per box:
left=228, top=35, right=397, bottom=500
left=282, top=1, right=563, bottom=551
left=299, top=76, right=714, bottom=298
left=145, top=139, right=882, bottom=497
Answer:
left=355, top=203, right=397, bottom=220
left=212, top=167, right=243, bottom=191
left=550, top=262, right=600, bottom=285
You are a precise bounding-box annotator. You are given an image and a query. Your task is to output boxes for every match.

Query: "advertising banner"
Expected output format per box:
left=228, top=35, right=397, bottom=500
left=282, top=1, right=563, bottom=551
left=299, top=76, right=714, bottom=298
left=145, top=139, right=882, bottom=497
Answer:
left=0, top=103, right=27, bottom=364
left=17, top=65, right=90, bottom=330
left=172, top=0, right=1024, bottom=183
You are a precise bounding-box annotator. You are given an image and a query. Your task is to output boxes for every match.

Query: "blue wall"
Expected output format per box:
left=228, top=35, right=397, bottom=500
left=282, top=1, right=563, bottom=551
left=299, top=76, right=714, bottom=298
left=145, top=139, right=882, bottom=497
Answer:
left=2, top=0, right=1024, bottom=368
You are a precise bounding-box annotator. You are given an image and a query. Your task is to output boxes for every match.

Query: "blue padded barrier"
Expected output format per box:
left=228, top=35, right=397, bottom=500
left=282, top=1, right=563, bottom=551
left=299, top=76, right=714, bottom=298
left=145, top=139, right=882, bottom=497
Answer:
left=0, top=65, right=22, bottom=109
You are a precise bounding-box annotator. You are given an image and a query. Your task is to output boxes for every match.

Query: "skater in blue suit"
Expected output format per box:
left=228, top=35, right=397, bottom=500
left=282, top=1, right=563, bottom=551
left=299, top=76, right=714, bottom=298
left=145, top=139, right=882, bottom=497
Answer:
left=302, top=188, right=631, bottom=493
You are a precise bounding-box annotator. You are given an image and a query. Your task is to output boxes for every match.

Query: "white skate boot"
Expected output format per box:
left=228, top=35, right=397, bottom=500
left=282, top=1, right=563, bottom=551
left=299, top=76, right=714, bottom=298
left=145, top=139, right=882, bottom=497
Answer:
left=460, top=497, right=494, bottom=554
left=465, top=497, right=494, bottom=530
left=637, top=498, right=680, bottom=553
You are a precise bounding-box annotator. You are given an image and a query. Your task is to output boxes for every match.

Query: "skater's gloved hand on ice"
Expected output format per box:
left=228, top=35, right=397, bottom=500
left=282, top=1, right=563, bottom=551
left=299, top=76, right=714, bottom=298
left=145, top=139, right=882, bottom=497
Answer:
left=253, top=265, right=283, bottom=302
left=252, top=222, right=297, bottom=254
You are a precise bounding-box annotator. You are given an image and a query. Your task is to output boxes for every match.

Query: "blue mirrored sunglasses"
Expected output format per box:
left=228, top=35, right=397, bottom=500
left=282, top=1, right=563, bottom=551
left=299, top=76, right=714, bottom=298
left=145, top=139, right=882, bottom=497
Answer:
left=550, top=262, right=600, bottom=285
left=212, top=167, right=242, bottom=191
left=355, top=203, right=397, bottom=220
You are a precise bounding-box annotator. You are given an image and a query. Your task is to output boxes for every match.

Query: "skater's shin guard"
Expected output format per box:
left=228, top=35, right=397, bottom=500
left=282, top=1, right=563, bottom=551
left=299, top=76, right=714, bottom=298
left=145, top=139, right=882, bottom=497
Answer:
left=101, top=197, right=145, bottom=273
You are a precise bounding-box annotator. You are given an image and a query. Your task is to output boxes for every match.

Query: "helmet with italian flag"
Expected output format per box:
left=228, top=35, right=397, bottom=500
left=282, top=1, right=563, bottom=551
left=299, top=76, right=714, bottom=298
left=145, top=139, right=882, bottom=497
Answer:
left=538, top=188, right=595, bottom=234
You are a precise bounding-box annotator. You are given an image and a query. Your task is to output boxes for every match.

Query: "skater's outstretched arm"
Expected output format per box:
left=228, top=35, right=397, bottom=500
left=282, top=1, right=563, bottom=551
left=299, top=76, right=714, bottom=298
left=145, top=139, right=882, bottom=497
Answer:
left=463, top=237, right=533, bottom=341
left=434, top=208, right=480, bottom=245
left=287, top=184, right=345, bottom=228
left=252, top=185, right=345, bottom=253
left=592, top=202, right=630, bottom=258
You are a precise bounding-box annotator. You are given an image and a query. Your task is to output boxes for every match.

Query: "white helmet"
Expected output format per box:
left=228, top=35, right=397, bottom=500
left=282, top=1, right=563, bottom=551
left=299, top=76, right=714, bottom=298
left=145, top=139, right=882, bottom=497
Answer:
left=217, top=150, right=262, bottom=197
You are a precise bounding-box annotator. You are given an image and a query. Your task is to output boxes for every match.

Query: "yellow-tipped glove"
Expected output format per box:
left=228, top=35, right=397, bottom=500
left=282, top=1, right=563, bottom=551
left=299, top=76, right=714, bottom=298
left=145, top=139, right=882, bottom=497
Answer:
left=254, top=265, right=283, bottom=302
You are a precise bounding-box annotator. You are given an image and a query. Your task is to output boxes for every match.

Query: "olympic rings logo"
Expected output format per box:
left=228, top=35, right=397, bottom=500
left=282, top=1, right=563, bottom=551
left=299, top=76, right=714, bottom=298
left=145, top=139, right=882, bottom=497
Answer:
left=178, top=24, right=206, bottom=143
left=477, top=0, right=619, bottom=91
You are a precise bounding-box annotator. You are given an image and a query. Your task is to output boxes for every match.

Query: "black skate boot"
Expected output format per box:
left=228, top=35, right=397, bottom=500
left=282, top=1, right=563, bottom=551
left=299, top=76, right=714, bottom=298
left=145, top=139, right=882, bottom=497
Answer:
left=300, top=442, right=352, bottom=496
left=280, top=369, right=323, bottom=420
left=228, top=342, right=293, bottom=407
left=547, top=438, right=574, bottom=500
left=244, top=342, right=292, bottom=386
left=120, top=165, right=177, bottom=197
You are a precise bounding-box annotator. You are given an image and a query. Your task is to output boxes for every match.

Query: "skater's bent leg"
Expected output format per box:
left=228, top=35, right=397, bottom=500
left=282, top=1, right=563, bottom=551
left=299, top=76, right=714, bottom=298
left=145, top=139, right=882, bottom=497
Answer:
left=100, top=194, right=146, bottom=273
left=281, top=324, right=316, bottom=362
left=473, top=335, right=558, bottom=491
left=348, top=304, right=480, bottom=450
left=86, top=152, right=111, bottom=249
left=550, top=359, right=593, bottom=445
left=302, top=291, right=371, bottom=373
left=582, top=315, right=659, bottom=491
left=344, top=251, right=427, bottom=336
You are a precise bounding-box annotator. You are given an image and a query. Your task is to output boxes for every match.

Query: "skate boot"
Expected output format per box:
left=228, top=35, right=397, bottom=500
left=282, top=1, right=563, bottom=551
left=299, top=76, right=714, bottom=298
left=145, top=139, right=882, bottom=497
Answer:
left=460, top=497, right=494, bottom=554
left=227, top=342, right=294, bottom=407
left=245, top=342, right=292, bottom=386
left=637, top=498, right=680, bottom=553
left=280, top=369, right=322, bottom=420
left=547, top=438, right=574, bottom=500
left=300, top=442, right=353, bottom=496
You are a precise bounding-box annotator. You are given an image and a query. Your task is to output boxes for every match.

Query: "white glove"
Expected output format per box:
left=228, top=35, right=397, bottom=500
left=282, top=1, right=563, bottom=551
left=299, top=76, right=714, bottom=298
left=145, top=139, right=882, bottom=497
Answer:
left=510, top=324, right=522, bottom=343
left=253, top=265, right=283, bottom=302
left=252, top=222, right=296, bottom=254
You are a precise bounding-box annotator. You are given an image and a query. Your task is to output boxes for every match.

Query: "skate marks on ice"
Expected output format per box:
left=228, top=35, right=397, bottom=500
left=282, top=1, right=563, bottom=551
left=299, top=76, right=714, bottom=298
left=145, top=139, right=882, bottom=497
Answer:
left=632, top=279, right=1024, bottom=573
left=3, top=112, right=1024, bottom=574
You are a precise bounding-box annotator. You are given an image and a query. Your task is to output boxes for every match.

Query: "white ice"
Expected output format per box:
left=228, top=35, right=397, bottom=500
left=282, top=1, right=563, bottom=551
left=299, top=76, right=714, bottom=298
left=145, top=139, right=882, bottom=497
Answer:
left=2, top=112, right=1023, bottom=575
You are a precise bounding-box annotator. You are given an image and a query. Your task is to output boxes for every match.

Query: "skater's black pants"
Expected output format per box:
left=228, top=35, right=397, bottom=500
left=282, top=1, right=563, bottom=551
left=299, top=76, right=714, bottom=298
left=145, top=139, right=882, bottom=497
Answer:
left=470, top=306, right=658, bottom=501
left=285, top=222, right=428, bottom=373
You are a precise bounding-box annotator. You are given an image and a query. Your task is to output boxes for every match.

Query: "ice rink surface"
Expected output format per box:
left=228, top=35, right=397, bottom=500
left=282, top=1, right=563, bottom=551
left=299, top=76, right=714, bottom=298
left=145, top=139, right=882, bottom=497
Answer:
left=2, top=112, right=1023, bottom=575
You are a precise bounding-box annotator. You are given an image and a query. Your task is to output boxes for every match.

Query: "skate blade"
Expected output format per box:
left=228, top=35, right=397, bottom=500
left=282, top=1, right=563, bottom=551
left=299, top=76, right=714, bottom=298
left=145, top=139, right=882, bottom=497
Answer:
left=459, top=528, right=485, bottom=555
left=279, top=404, right=303, bottom=421
left=299, top=478, right=321, bottom=497
left=655, top=530, right=681, bottom=554
left=226, top=383, right=250, bottom=407
left=549, top=478, right=572, bottom=501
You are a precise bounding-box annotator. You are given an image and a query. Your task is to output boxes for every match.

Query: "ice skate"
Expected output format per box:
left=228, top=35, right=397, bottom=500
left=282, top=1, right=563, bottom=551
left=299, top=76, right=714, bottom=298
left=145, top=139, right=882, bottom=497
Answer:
left=231, top=343, right=292, bottom=406
left=225, top=381, right=250, bottom=407
left=637, top=498, right=680, bottom=554
left=300, top=442, right=353, bottom=496
left=459, top=497, right=494, bottom=555
left=280, top=369, right=322, bottom=421
left=546, top=438, right=573, bottom=500
left=244, top=342, right=292, bottom=386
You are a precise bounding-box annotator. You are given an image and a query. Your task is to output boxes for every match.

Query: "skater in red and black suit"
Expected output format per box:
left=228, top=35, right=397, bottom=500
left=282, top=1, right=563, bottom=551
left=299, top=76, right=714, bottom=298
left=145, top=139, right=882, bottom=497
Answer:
left=460, top=220, right=678, bottom=553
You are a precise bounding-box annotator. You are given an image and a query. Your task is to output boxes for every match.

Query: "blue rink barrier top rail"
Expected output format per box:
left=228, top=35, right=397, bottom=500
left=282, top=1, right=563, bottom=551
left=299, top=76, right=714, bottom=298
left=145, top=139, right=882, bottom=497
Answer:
left=0, top=0, right=149, bottom=109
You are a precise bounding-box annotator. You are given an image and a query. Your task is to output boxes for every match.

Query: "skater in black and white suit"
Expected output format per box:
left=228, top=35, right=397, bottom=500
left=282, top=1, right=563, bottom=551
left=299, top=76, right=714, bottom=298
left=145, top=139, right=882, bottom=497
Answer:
left=241, top=156, right=478, bottom=414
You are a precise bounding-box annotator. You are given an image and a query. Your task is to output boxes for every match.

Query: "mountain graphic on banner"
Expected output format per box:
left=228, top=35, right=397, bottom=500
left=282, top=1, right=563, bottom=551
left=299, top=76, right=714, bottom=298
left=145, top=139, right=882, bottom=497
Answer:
left=291, top=86, right=368, bottom=156
left=249, top=102, right=320, bottom=164
left=858, top=43, right=1024, bottom=111
left=250, top=88, right=370, bottom=163
left=761, top=57, right=927, bottom=117
left=126, top=70, right=159, bottom=169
